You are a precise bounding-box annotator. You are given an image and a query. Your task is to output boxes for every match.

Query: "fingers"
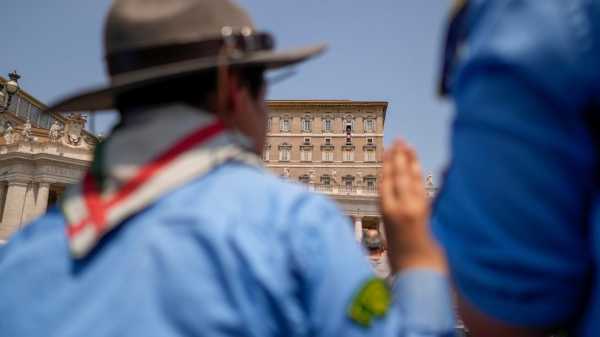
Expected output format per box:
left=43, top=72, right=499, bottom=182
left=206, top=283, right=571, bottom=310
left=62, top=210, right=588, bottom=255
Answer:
left=380, top=146, right=397, bottom=212
left=403, top=143, right=426, bottom=198
left=405, top=144, right=423, bottom=182
left=382, top=139, right=425, bottom=201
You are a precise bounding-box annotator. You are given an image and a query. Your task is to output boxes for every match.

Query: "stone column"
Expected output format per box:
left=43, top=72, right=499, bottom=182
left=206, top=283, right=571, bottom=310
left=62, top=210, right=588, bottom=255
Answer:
left=21, top=183, right=37, bottom=225
left=378, top=218, right=386, bottom=240
left=354, top=216, right=363, bottom=242
left=34, top=182, right=51, bottom=218
left=0, top=181, right=28, bottom=241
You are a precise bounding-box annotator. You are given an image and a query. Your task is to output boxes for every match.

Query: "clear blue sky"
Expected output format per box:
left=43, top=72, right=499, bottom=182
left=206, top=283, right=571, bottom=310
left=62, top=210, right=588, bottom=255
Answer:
left=1, top=0, right=454, bottom=177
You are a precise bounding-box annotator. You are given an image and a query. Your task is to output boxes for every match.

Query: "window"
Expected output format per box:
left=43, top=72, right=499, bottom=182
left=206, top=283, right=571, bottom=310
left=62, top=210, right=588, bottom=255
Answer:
left=299, top=175, right=310, bottom=184
left=343, top=148, right=354, bottom=161
left=322, top=149, right=334, bottom=162
left=267, top=118, right=272, bottom=131
left=263, top=145, right=271, bottom=161
left=278, top=143, right=291, bottom=161
left=342, top=175, right=354, bottom=192
left=302, top=118, right=312, bottom=132
left=279, top=148, right=290, bottom=161
left=365, top=176, right=377, bottom=192
left=364, top=118, right=375, bottom=132
left=344, top=116, right=354, bottom=131
left=323, top=119, right=332, bottom=132
left=304, top=138, right=310, bottom=145
left=365, top=149, right=376, bottom=162
left=321, top=138, right=334, bottom=161
left=367, top=138, right=373, bottom=144
left=280, top=118, right=290, bottom=132
left=301, top=148, right=312, bottom=161
left=321, top=175, right=331, bottom=185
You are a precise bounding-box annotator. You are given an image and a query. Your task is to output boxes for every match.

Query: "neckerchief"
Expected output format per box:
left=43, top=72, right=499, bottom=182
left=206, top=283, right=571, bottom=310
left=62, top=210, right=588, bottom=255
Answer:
left=62, top=104, right=263, bottom=258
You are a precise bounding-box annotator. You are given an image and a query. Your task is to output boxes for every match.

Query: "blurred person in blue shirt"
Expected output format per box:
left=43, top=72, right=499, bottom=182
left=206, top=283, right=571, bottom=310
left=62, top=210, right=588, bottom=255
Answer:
left=431, top=0, right=600, bottom=336
left=0, top=0, right=455, bottom=336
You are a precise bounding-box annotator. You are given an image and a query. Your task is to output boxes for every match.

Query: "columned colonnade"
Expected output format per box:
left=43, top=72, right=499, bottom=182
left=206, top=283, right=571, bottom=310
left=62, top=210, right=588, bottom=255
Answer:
left=0, top=181, right=53, bottom=241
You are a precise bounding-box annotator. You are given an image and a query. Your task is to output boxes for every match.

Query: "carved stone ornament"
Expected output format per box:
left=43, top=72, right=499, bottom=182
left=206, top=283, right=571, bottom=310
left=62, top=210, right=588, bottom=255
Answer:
left=21, top=119, right=35, bottom=142
left=425, top=174, right=434, bottom=188
left=3, top=122, right=14, bottom=144
left=308, top=169, right=315, bottom=183
left=283, top=167, right=290, bottom=178
left=49, top=120, right=63, bottom=143
left=84, top=134, right=99, bottom=147
left=64, top=113, right=87, bottom=146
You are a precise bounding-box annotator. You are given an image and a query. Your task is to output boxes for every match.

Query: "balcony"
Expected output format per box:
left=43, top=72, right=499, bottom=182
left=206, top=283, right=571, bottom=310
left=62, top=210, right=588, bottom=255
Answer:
left=311, top=183, right=378, bottom=196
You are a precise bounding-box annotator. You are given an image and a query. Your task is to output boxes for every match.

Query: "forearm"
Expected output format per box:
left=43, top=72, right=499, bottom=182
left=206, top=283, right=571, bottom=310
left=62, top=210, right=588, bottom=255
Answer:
left=393, top=269, right=455, bottom=337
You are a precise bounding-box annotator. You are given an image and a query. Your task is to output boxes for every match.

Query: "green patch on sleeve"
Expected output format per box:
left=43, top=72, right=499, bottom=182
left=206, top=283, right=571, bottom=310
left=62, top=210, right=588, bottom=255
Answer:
left=347, top=278, right=392, bottom=327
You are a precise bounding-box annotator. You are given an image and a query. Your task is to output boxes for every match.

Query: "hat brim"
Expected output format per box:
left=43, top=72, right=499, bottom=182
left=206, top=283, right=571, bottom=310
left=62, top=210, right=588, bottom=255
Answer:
left=45, top=43, right=327, bottom=113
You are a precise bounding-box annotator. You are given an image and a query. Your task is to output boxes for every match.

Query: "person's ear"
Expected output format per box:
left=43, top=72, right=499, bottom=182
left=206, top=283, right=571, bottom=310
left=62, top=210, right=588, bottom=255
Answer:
left=226, top=72, right=244, bottom=115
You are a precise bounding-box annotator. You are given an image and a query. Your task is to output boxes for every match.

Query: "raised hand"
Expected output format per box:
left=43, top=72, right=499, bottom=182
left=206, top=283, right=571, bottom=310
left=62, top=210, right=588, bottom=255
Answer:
left=379, top=140, right=446, bottom=274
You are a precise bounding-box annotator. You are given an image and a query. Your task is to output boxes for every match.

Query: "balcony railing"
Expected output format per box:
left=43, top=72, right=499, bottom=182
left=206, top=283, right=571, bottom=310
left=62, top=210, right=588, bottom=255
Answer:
left=310, top=183, right=378, bottom=196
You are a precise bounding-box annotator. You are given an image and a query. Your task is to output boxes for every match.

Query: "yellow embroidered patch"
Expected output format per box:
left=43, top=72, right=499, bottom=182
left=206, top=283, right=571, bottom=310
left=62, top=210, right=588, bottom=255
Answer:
left=347, top=278, right=392, bottom=327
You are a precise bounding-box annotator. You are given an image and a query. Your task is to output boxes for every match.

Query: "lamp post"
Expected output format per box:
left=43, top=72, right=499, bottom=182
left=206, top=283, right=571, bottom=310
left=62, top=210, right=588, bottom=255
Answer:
left=0, top=70, right=21, bottom=113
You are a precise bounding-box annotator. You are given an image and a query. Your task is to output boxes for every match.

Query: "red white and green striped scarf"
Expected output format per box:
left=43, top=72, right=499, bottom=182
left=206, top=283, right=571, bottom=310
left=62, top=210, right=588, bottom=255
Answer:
left=62, top=104, right=262, bottom=258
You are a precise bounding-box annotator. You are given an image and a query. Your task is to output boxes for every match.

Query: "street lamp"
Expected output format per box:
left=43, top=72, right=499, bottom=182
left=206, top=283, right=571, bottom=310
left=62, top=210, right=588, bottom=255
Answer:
left=0, top=70, right=21, bottom=113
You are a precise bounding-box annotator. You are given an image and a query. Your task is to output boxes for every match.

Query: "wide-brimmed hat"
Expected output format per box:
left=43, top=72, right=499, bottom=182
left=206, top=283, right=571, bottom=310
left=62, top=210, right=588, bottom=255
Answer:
left=46, top=0, right=326, bottom=113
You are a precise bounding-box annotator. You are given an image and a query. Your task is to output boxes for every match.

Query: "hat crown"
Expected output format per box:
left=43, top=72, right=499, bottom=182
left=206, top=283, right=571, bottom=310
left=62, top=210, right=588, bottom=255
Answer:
left=105, top=0, right=255, bottom=55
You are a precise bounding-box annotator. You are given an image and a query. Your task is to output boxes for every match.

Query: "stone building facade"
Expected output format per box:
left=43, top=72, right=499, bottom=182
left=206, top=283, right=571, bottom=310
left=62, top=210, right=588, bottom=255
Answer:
left=264, top=100, right=387, bottom=240
left=0, top=79, right=97, bottom=242
left=0, top=90, right=393, bottom=243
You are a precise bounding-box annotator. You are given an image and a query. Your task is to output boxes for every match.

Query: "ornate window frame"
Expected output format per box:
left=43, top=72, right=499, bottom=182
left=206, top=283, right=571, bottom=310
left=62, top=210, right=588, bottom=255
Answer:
left=278, top=142, right=292, bottom=161
left=364, top=175, right=377, bottom=192
left=279, top=115, right=291, bottom=132
left=301, top=113, right=313, bottom=133
left=363, top=117, right=376, bottom=133
left=322, top=114, right=333, bottom=133
left=263, top=144, right=271, bottom=161
left=344, top=114, right=355, bottom=131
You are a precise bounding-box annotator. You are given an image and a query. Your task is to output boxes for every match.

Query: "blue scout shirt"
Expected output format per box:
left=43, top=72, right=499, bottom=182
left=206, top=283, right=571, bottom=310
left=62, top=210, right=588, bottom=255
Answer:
left=433, top=0, right=600, bottom=336
left=0, top=163, right=455, bottom=337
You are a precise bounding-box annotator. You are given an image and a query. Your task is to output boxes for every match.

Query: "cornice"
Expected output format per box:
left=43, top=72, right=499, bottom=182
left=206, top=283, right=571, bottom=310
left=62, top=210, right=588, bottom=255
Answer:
left=267, top=100, right=387, bottom=108
left=0, top=151, right=92, bottom=168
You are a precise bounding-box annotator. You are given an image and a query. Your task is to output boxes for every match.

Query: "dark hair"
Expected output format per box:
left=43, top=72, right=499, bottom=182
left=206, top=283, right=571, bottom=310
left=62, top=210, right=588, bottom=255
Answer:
left=115, top=66, right=265, bottom=113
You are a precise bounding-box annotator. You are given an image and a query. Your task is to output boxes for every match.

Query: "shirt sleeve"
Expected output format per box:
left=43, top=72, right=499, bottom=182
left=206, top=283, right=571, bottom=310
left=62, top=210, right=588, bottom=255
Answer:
left=289, top=194, right=455, bottom=337
left=433, top=0, right=600, bottom=327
